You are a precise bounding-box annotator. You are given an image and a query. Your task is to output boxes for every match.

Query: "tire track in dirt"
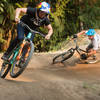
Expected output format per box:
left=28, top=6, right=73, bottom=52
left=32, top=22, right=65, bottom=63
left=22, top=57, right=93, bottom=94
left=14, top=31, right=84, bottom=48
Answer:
left=0, top=53, right=100, bottom=100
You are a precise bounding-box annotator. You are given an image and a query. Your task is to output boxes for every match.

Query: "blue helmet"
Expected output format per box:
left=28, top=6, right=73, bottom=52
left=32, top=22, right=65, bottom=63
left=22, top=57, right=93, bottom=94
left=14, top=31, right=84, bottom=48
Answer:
left=38, top=2, right=50, bottom=14
left=86, top=29, right=96, bottom=36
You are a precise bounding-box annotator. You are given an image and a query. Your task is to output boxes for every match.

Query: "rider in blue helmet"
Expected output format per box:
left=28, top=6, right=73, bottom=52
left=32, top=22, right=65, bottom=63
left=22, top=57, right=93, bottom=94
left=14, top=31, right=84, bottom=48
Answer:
left=75, top=29, right=100, bottom=59
left=86, top=29, right=96, bottom=36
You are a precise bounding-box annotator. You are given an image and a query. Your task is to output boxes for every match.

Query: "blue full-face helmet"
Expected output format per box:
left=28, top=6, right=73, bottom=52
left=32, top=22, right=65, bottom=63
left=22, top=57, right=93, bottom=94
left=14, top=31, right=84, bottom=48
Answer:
left=86, top=29, right=96, bottom=36
left=37, top=2, right=50, bottom=14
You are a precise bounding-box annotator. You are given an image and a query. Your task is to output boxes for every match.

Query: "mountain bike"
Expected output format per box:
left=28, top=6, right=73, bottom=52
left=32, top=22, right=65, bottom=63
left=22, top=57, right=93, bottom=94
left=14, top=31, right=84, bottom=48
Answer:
left=0, top=21, right=45, bottom=78
left=53, top=37, right=99, bottom=64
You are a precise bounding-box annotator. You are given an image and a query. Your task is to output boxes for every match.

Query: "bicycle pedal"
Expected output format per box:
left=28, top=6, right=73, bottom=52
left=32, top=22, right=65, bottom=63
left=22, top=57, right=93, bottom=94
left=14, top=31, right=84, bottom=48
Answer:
left=16, top=64, right=22, bottom=68
left=21, top=58, right=26, bottom=63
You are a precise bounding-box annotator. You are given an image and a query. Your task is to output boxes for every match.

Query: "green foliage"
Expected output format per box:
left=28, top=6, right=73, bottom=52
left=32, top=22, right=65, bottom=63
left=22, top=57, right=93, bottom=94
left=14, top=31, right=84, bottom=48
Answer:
left=0, top=0, right=15, bottom=25
left=0, top=0, right=100, bottom=52
left=78, top=0, right=100, bottom=29
left=0, top=15, right=4, bottom=24
left=45, top=0, right=79, bottom=51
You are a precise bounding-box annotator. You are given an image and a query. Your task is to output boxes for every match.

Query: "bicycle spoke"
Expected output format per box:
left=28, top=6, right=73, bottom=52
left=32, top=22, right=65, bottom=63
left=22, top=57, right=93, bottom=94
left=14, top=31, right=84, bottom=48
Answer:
left=53, top=49, right=74, bottom=64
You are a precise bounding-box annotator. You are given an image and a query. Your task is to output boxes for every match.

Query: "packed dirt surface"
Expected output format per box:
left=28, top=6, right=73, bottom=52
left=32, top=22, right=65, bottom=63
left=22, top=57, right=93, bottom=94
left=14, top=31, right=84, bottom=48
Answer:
left=0, top=51, right=100, bottom=100
left=1, top=30, right=100, bottom=100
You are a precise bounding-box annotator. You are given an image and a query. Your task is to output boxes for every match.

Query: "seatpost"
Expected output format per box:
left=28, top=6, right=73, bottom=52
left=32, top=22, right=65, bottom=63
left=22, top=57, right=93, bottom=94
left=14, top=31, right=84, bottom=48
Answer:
left=74, top=38, right=79, bottom=49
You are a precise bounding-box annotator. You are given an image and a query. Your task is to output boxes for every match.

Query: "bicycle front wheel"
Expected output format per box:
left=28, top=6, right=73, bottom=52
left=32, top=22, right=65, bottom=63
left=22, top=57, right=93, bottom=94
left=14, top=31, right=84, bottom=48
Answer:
left=53, top=48, right=75, bottom=64
left=0, top=62, right=11, bottom=78
left=10, top=41, right=34, bottom=78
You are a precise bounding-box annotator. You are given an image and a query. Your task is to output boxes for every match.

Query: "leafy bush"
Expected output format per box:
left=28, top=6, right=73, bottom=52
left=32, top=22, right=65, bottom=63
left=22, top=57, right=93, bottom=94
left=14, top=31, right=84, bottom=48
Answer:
left=0, top=0, right=100, bottom=52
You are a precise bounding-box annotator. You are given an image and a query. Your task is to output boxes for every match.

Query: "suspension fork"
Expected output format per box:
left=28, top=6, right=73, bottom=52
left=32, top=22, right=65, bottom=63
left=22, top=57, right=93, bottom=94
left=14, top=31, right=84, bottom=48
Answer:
left=24, top=43, right=31, bottom=58
left=16, top=40, right=26, bottom=60
left=76, top=48, right=86, bottom=56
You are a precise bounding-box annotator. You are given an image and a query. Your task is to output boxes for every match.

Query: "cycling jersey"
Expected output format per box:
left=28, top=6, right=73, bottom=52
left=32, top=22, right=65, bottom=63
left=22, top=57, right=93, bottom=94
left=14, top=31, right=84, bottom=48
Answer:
left=88, top=33, right=100, bottom=50
left=20, top=7, right=50, bottom=30
left=3, top=6, right=52, bottom=59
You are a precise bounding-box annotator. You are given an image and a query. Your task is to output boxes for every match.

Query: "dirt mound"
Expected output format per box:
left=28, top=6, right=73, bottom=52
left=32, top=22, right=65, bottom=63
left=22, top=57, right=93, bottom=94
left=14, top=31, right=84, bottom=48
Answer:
left=0, top=77, right=100, bottom=100
left=0, top=32, right=100, bottom=100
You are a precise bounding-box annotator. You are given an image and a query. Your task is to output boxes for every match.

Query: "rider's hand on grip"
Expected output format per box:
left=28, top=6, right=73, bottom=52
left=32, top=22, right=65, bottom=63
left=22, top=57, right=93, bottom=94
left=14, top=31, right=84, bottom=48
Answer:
left=45, top=34, right=51, bottom=40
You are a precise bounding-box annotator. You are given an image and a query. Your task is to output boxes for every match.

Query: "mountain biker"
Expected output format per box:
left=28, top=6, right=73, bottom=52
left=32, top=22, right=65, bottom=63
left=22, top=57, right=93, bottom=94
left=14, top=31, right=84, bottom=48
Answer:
left=1, top=1, right=53, bottom=60
left=75, top=29, right=100, bottom=59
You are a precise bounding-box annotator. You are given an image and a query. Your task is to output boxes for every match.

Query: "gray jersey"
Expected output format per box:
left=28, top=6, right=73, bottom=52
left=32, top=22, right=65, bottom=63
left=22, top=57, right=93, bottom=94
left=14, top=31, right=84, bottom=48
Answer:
left=91, top=33, right=100, bottom=50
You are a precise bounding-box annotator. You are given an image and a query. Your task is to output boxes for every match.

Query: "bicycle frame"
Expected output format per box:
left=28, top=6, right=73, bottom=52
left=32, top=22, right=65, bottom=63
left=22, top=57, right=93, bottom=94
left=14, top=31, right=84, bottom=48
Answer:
left=10, top=32, right=33, bottom=70
left=72, top=38, right=87, bottom=56
left=9, top=21, right=45, bottom=70
left=16, top=32, right=32, bottom=60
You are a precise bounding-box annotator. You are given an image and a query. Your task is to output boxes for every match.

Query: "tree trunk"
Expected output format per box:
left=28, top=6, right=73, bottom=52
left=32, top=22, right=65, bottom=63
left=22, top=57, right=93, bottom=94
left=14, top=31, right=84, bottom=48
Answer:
left=6, top=29, right=12, bottom=48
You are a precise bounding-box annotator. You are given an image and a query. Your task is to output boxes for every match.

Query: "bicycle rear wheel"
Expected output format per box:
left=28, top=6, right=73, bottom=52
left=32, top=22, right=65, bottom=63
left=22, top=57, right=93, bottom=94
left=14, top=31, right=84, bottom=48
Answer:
left=0, top=62, right=11, bottom=78
left=10, top=41, right=34, bottom=78
left=53, top=48, right=75, bottom=64
left=86, top=59, right=100, bottom=64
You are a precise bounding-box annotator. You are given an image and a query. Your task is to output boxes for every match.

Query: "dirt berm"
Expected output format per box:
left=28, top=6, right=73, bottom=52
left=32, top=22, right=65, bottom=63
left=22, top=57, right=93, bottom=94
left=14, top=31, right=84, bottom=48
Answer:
left=0, top=31, right=100, bottom=100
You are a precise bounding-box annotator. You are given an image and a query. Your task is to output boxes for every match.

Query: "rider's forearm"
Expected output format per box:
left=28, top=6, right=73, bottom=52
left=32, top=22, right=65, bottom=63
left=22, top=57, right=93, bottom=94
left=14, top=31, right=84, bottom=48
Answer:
left=15, top=8, right=27, bottom=19
left=47, top=24, right=53, bottom=36
left=15, top=8, right=21, bottom=19
left=47, top=28, right=53, bottom=36
left=77, top=30, right=86, bottom=36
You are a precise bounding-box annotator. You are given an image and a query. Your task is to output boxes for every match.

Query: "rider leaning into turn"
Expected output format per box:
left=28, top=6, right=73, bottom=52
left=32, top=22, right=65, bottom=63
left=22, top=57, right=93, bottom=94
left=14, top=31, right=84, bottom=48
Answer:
left=1, top=1, right=53, bottom=60
left=76, top=29, right=100, bottom=59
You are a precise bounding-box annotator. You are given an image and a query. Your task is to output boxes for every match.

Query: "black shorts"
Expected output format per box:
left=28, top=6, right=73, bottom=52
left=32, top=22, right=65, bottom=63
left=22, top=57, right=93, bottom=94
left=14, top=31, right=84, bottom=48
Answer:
left=87, top=43, right=93, bottom=50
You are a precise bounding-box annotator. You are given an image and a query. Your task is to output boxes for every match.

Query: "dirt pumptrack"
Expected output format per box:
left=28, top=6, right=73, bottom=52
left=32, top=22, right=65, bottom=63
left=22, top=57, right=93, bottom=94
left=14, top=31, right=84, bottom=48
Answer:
left=0, top=51, right=100, bottom=100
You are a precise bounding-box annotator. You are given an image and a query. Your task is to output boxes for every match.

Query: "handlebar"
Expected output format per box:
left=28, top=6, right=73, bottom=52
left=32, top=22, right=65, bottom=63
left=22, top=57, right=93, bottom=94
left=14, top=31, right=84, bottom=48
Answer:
left=19, top=21, right=45, bottom=38
left=73, top=34, right=78, bottom=39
